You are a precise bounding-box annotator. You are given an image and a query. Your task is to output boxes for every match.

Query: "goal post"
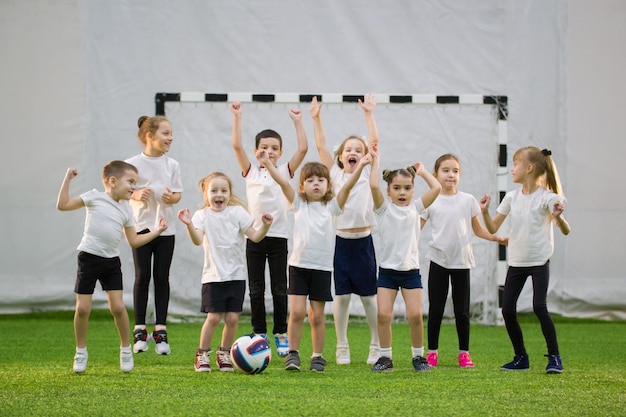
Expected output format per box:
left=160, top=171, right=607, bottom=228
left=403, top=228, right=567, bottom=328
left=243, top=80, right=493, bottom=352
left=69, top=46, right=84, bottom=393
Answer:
left=155, top=92, right=508, bottom=325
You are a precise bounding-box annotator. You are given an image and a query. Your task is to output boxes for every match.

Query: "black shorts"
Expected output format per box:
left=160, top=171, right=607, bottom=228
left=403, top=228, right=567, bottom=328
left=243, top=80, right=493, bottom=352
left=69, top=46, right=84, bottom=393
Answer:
left=288, top=266, right=333, bottom=302
left=201, top=280, right=246, bottom=313
left=75, top=251, right=123, bottom=294
left=377, top=267, right=422, bottom=290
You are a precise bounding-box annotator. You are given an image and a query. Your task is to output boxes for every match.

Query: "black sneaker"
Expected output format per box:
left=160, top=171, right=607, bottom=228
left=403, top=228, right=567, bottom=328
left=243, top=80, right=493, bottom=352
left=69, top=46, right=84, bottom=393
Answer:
left=152, top=329, right=171, bottom=355
left=545, top=354, right=563, bottom=374
left=310, top=356, right=327, bottom=372
left=133, top=328, right=148, bottom=353
left=412, top=355, right=431, bottom=372
left=501, top=353, right=530, bottom=371
left=285, top=351, right=301, bottom=371
left=371, top=356, right=394, bottom=373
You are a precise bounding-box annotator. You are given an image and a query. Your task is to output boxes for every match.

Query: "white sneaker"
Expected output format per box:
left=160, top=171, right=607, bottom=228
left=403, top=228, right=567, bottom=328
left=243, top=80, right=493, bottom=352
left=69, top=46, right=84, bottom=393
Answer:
left=133, top=328, right=148, bottom=353
left=336, top=345, right=351, bottom=365
left=152, top=329, right=171, bottom=355
left=120, top=349, right=134, bottom=373
left=73, top=350, right=88, bottom=373
left=274, top=333, right=289, bottom=356
left=366, top=345, right=381, bottom=365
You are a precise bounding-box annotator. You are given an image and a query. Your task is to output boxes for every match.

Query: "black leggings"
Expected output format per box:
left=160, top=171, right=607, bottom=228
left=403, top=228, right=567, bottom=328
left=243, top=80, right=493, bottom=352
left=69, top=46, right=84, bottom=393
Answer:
left=132, top=233, right=175, bottom=326
left=427, top=261, right=471, bottom=351
left=501, top=262, right=559, bottom=356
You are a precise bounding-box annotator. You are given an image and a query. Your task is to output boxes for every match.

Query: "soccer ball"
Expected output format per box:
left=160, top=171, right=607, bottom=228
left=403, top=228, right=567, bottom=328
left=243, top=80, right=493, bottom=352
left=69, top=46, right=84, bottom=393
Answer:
left=231, top=334, right=271, bottom=374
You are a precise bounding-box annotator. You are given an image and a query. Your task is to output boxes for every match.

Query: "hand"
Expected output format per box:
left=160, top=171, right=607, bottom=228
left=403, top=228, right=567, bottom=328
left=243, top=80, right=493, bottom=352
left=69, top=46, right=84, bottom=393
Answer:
left=369, top=143, right=379, bottom=159
left=156, top=217, right=168, bottom=233
left=479, top=194, right=491, bottom=212
left=256, top=149, right=270, bottom=166
left=359, top=153, right=372, bottom=167
left=177, top=208, right=191, bottom=225
left=161, top=187, right=174, bottom=204
left=65, top=168, right=78, bottom=181
left=230, top=102, right=242, bottom=116
left=309, top=96, right=322, bottom=119
left=135, top=187, right=153, bottom=202
left=496, top=235, right=509, bottom=246
left=260, top=213, right=273, bottom=225
left=358, top=93, right=376, bottom=113
left=288, top=108, right=302, bottom=121
left=552, top=201, right=565, bottom=217
left=412, top=162, right=426, bottom=176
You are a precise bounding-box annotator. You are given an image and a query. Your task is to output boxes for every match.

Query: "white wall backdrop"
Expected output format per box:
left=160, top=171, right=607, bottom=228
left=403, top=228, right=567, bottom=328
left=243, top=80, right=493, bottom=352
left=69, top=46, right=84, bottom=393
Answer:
left=1, top=0, right=624, bottom=321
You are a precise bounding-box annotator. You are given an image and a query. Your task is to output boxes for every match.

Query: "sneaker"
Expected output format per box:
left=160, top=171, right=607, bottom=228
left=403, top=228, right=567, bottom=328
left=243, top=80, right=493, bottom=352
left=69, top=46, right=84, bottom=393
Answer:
left=72, top=350, right=88, bottom=373
left=310, top=356, right=327, bottom=372
left=152, top=329, right=171, bottom=355
left=133, top=328, right=148, bottom=353
left=274, top=333, right=289, bottom=356
left=545, top=354, right=564, bottom=374
left=500, top=354, right=530, bottom=371
left=195, top=349, right=211, bottom=372
left=216, top=348, right=234, bottom=372
left=285, top=351, right=301, bottom=371
left=426, top=351, right=438, bottom=367
left=458, top=352, right=475, bottom=368
left=366, top=345, right=380, bottom=365
left=371, top=356, right=394, bottom=373
left=412, top=355, right=431, bottom=372
left=336, top=345, right=351, bottom=365
left=120, top=349, right=134, bottom=373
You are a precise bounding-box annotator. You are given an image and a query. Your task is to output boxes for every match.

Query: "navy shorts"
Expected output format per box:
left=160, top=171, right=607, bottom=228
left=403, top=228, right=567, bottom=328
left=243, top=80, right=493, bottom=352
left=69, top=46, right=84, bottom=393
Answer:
left=288, top=266, right=333, bottom=302
left=333, top=235, right=377, bottom=296
left=377, top=267, right=423, bottom=290
left=201, top=280, right=246, bottom=313
left=75, top=251, right=123, bottom=294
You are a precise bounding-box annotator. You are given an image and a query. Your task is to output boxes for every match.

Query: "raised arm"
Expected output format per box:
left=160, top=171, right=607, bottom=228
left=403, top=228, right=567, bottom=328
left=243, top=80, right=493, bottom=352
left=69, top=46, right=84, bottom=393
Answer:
left=414, top=162, right=441, bottom=208
left=125, top=217, right=168, bottom=248
left=231, top=102, right=251, bottom=175
left=552, top=200, right=571, bottom=235
left=257, top=149, right=295, bottom=203
left=56, top=168, right=85, bottom=211
left=479, top=194, right=506, bottom=233
left=309, top=96, right=334, bottom=170
left=369, top=145, right=385, bottom=210
left=337, top=154, right=371, bottom=210
left=245, top=213, right=274, bottom=243
left=286, top=108, right=308, bottom=174
left=177, top=208, right=205, bottom=245
left=358, top=93, right=379, bottom=149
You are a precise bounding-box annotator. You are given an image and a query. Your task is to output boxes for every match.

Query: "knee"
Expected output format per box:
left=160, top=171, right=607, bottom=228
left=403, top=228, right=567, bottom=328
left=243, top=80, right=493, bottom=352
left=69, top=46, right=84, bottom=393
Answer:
left=533, top=304, right=549, bottom=317
left=109, top=303, right=127, bottom=317
left=75, top=304, right=91, bottom=318
left=502, top=307, right=517, bottom=321
left=377, top=311, right=393, bottom=326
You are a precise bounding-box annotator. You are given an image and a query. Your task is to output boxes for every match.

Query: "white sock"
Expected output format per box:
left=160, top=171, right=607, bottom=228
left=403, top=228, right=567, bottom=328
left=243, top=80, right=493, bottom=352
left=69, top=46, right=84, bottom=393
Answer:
left=428, top=349, right=438, bottom=354
left=134, top=325, right=146, bottom=331
left=154, top=324, right=166, bottom=331
left=333, top=294, right=351, bottom=346
left=380, top=347, right=392, bottom=359
left=312, top=352, right=322, bottom=358
left=412, top=346, right=424, bottom=358
left=120, top=345, right=131, bottom=353
left=76, top=347, right=87, bottom=354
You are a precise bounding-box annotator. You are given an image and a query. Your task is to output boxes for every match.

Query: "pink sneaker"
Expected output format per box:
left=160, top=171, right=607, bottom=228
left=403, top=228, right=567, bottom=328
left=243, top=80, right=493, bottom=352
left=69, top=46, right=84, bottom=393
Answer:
left=458, top=352, right=475, bottom=368
left=426, top=351, right=438, bottom=367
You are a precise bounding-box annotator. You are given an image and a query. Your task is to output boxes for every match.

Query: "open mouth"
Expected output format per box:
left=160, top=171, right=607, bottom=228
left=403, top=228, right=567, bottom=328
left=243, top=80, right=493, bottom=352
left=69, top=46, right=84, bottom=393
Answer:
left=348, top=157, right=357, bottom=168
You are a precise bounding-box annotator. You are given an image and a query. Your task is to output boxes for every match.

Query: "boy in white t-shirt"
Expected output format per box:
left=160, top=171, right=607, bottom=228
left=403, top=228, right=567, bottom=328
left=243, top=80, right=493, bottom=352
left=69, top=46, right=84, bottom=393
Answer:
left=56, top=161, right=168, bottom=374
left=230, top=102, right=308, bottom=356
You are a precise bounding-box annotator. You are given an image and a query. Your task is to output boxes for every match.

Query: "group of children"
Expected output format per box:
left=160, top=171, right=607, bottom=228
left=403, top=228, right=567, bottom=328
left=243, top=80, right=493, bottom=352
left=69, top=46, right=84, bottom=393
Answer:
left=57, top=94, right=571, bottom=375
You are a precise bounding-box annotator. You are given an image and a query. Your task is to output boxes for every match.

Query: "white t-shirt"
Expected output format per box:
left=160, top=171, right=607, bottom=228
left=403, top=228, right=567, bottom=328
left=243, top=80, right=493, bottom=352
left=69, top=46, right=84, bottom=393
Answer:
left=422, top=192, right=481, bottom=269
left=125, top=153, right=183, bottom=236
left=373, top=198, right=426, bottom=271
left=191, top=205, right=254, bottom=283
left=77, top=189, right=135, bottom=258
left=288, top=194, right=342, bottom=272
left=331, top=164, right=375, bottom=230
left=244, top=163, right=291, bottom=239
left=497, top=187, right=563, bottom=267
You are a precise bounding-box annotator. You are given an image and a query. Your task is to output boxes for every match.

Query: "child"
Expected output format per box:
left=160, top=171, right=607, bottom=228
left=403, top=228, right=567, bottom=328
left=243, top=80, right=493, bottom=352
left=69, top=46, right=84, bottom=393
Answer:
left=480, top=147, right=570, bottom=373
left=177, top=172, right=273, bottom=372
left=56, top=161, right=168, bottom=373
left=231, top=102, right=308, bottom=356
left=126, top=115, right=183, bottom=355
left=368, top=146, right=441, bottom=373
left=420, top=154, right=506, bottom=368
left=257, top=150, right=370, bottom=372
left=310, top=93, right=380, bottom=365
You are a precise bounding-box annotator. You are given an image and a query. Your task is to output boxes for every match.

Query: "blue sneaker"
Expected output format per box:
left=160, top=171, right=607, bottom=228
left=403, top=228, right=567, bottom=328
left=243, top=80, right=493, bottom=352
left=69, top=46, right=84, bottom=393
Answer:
left=545, top=354, right=563, bottom=374
left=501, top=354, right=530, bottom=371
left=256, top=333, right=270, bottom=345
left=274, top=333, right=289, bottom=356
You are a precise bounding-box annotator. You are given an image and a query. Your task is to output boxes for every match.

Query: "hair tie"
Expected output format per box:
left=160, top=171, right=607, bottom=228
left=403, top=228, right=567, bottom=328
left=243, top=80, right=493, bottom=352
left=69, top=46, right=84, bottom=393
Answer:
left=406, top=165, right=417, bottom=176
left=541, top=148, right=552, bottom=156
